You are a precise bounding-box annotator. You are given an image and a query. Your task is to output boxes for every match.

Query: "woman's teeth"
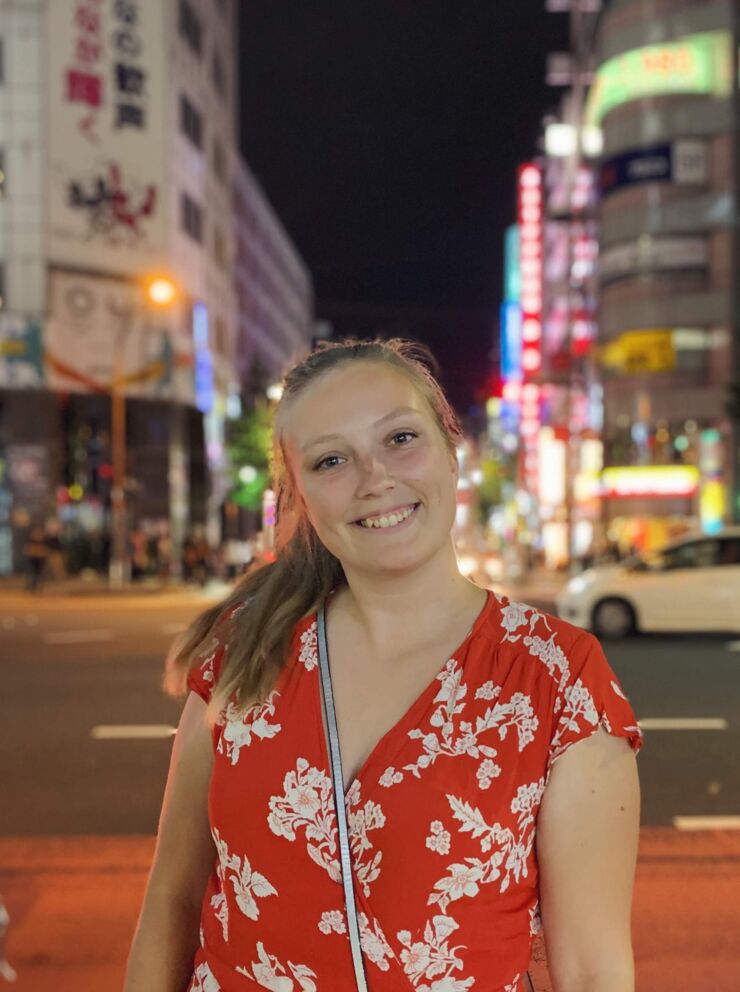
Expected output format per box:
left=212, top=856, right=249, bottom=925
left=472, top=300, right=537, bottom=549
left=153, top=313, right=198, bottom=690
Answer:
left=358, top=504, right=417, bottom=529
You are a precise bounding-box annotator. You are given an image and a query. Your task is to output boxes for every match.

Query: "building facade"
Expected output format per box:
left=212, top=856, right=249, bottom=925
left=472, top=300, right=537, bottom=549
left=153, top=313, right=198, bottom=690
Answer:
left=590, top=0, right=738, bottom=550
left=233, top=155, right=314, bottom=387
left=0, top=0, right=313, bottom=575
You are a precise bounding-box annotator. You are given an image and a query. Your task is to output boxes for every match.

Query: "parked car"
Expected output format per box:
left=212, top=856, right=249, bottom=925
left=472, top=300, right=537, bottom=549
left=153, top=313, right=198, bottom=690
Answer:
left=556, top=528, right=740, bottom=638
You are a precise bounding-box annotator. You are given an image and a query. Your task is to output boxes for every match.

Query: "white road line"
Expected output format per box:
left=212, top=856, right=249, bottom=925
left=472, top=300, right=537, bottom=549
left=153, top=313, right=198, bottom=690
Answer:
left=673, top=816, right=740, bottom=831
left=638, top=718, right=728, bottom=731
left=44, top=629, right=115, bottom=645
left=91, top=724, right=176, bottom=740
left=161, top=622, right=186, bottom=635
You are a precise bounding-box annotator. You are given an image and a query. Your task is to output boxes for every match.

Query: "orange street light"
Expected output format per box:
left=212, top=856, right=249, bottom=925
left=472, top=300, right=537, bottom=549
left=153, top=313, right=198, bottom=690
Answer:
left=146, top=276, right=177, bottom=306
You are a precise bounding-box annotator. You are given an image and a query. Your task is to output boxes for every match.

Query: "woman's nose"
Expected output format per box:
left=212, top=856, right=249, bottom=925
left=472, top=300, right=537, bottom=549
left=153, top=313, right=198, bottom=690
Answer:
left=356, top=455, right=395, bottom=495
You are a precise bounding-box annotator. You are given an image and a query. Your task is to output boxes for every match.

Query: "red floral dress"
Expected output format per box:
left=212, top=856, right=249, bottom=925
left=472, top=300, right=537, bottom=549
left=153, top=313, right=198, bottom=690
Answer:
left=185, top=589, right=643, bottom=992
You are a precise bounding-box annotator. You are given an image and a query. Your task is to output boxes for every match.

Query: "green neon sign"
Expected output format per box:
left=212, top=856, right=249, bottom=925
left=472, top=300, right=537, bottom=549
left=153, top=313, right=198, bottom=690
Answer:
left=586, top=31, right=732, bottom=126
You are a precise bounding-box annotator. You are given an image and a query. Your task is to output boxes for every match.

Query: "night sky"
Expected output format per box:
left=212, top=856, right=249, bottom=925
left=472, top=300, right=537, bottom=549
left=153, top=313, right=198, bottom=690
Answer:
left=238, top=2, right=569, bottom=417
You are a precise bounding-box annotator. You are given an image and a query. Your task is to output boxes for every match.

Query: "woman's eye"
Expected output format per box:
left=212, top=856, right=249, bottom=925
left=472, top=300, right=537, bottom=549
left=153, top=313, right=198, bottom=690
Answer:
left=391, top=431, right=417, bottom=445
left=314, top=455, right=343, bottom=472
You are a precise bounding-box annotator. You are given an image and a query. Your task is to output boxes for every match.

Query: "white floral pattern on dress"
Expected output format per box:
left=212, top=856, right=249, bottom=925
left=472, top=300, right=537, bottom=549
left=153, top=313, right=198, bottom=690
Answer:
left=548, top=678, right=599, bottom=764
left=428, top=779, right=545, bottom=912
left=267, top=762, right=386, bottom=893
left=346, top=779, right=386, bottom=896
left=397, top=915, right=474, bottom=991
left=267, top=758, right=340, bottom=882
left=373, top=659, right=539, bottom=790
left=379, top=766, right=404, bottom=788
left=236, top=942, right=317, bottom=991
left=298, top=622, right=318, bottom=672
left=217, top=692, right=282, bottom=766
left=190, top=961, right=221, bottom=991
left=317, top=909, right=346, bottom=935
left=317, top=909, right=395, bottom=972
left=211, top=829, right=278, bottom=941
left=425, top=820, right=451, bottom=856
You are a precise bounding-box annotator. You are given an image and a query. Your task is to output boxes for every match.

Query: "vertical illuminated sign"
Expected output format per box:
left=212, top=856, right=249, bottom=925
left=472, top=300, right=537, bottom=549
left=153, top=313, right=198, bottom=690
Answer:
left=517, top=163, right=543, bottom=496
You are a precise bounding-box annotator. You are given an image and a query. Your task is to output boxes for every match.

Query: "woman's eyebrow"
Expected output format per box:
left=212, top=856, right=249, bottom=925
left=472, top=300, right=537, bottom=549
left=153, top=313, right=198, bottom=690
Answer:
left=301, top=405, right=420, bottom=452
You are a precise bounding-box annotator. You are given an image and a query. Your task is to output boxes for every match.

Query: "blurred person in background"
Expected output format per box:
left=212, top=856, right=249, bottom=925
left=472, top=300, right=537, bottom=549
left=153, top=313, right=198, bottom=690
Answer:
left=126, top=339, right=642, bottom=992
left=22, top=524, right=48, bottom=592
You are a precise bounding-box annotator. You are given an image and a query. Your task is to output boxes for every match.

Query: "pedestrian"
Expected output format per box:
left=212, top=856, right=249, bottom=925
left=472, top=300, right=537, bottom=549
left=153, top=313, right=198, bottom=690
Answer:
left=125, top=338, right=643, bottom=992
left=22, top=525, right=48, bottom=592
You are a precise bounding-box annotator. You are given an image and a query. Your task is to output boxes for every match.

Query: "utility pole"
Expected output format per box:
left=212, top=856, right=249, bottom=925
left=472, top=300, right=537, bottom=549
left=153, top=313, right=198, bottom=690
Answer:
left=731, top=1, right=740, bottom=523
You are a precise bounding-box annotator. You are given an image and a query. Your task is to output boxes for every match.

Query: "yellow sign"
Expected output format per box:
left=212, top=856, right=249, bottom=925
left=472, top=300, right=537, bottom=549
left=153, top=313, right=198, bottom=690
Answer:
left=601, top=330, right=675, bottom=374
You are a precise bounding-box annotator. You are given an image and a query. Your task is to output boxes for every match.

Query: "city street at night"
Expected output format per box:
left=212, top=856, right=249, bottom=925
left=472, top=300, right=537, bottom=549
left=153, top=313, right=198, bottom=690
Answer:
left=2, top=0, right=740, bottom=990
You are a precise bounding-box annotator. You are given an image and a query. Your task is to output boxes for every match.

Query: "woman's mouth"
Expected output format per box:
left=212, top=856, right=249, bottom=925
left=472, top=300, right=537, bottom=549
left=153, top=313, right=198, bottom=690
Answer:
left=353, top=502, right=421, bottom=531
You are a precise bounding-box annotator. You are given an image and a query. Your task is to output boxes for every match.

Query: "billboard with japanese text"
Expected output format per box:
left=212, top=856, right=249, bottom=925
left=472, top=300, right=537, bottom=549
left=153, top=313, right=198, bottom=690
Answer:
left=47, top=0, right=167, bottom=274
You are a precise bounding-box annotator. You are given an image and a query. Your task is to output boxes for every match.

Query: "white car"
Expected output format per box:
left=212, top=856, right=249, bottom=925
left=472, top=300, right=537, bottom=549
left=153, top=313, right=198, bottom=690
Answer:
left=556, top=528, right=740, bottom=638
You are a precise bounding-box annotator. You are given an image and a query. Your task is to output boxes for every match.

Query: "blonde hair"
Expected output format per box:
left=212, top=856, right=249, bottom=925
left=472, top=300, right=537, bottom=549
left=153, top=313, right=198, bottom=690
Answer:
left=165, top=336, right=464, bottom=717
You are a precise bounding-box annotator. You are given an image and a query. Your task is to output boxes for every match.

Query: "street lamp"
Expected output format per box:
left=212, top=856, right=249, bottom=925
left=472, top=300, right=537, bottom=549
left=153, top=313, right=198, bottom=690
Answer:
left=108, top=274, right=178, bottom=589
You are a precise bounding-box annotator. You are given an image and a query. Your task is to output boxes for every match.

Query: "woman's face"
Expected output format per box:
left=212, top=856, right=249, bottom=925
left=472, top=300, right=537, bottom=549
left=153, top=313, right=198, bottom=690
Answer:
left=283, top=362, right=459, bottom=575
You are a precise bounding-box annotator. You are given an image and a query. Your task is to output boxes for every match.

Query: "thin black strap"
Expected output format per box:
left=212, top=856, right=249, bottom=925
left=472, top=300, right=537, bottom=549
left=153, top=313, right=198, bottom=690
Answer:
left=317, top=602, right=368, bottom=992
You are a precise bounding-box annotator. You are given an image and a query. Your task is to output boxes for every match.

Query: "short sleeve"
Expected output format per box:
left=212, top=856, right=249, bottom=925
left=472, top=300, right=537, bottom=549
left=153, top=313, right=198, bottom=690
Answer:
left=186, top=636, right=226, bottom=704
left=546, top=631, right=643, bottom=781
left=185, top=601, right=248, bottom=703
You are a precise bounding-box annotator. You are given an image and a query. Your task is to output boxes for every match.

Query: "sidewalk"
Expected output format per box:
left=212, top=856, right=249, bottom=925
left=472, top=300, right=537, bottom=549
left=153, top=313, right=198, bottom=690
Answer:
left=1, top=829, right=738, bottom=991
left=0, top=574, right=232, bottom=607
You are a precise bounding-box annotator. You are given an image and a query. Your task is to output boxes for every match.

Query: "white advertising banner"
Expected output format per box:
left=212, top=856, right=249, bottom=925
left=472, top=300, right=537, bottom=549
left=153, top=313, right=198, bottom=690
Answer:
left=45, top=271, right=195, bottom=404
left=47, top=0, right=167, bottom=273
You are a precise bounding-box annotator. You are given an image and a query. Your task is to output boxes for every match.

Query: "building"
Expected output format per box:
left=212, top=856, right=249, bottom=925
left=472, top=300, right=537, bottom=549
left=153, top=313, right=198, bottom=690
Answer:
left=233, top=155, right=314, bottom=387
left=0, top=0, right=313, bottom=576
left=588, top=0, right=739, bottom=550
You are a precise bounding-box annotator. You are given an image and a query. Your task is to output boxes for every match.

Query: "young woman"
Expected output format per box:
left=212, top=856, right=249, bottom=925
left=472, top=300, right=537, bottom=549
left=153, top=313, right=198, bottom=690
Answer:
left=125, top=338, right=642, bottom=992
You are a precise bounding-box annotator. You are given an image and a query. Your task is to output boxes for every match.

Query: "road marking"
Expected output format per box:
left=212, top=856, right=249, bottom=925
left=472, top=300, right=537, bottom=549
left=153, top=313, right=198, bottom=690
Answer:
left=639, top=718, right=727, bottom=731
left=673, top=816, right=740, bottom=831
left=727, top=640, right=740, bottom=652
left=91, top=724, right=176, bottom=740
left=44, top=629, right=115, bottom=644
left=161, top=622, right=186, bottom=635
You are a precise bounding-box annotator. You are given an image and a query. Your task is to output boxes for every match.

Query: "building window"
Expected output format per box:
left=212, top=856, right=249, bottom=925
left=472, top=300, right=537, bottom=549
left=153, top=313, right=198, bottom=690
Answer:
left=213, top=226, right=227, bottom=268
left=180, top=192, right=204, bottom=243
left=179, top=0, right=203, bottom=58
left=179, top=93, right=203, bottom=150
left=213, top=138, right=226, bottom=184
left=211, top=49, right=226, bottom=98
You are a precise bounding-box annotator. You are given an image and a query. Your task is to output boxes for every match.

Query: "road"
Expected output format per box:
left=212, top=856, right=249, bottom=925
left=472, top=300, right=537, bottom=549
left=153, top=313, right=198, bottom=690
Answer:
left=2, top=590, right=739, bottom=832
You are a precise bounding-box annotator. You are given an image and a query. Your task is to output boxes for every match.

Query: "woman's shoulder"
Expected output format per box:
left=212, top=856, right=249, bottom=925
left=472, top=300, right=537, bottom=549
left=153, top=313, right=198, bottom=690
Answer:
left=482, top=591, right=589, bottom=658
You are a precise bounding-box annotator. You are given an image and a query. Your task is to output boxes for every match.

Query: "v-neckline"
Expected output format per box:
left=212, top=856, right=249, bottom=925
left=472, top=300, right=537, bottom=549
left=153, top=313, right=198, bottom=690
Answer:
left=313, top=587, right=495, bottom=800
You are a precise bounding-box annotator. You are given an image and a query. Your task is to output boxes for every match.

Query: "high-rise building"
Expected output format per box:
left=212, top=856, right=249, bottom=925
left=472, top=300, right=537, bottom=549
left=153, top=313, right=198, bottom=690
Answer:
left=0, top=0, right=313, bottom=576
left=589, top=0, right=738, bottom=549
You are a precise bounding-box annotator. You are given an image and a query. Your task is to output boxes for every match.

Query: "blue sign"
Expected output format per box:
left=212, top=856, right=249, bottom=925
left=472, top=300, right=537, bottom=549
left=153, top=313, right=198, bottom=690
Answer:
left=600, top=144, right=671, bottom=195
left=500, top=302, right=523, bottom=383
left=192, top=302, right=214, bottom=413
left=600, top=141, right=706, bottom=196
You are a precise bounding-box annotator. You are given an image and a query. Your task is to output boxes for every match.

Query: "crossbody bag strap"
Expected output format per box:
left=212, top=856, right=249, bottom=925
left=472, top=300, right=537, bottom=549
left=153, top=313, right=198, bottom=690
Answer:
left=317, top=602, right=369, bottom=992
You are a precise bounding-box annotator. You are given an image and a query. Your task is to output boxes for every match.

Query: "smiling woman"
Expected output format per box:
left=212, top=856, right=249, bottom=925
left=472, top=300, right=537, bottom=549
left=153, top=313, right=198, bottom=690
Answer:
left=125, top=338, right=642, bottom=992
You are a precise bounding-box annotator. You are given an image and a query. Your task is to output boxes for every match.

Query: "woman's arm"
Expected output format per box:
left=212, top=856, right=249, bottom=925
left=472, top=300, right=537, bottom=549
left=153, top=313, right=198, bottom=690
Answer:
left=536, top=727, right=641, bottom=992
left=124, top=692, right=215, bottom=992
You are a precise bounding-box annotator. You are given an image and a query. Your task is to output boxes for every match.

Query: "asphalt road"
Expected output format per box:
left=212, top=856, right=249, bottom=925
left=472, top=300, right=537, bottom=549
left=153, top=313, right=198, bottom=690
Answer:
left=1, top=590, right=739, bottom=833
